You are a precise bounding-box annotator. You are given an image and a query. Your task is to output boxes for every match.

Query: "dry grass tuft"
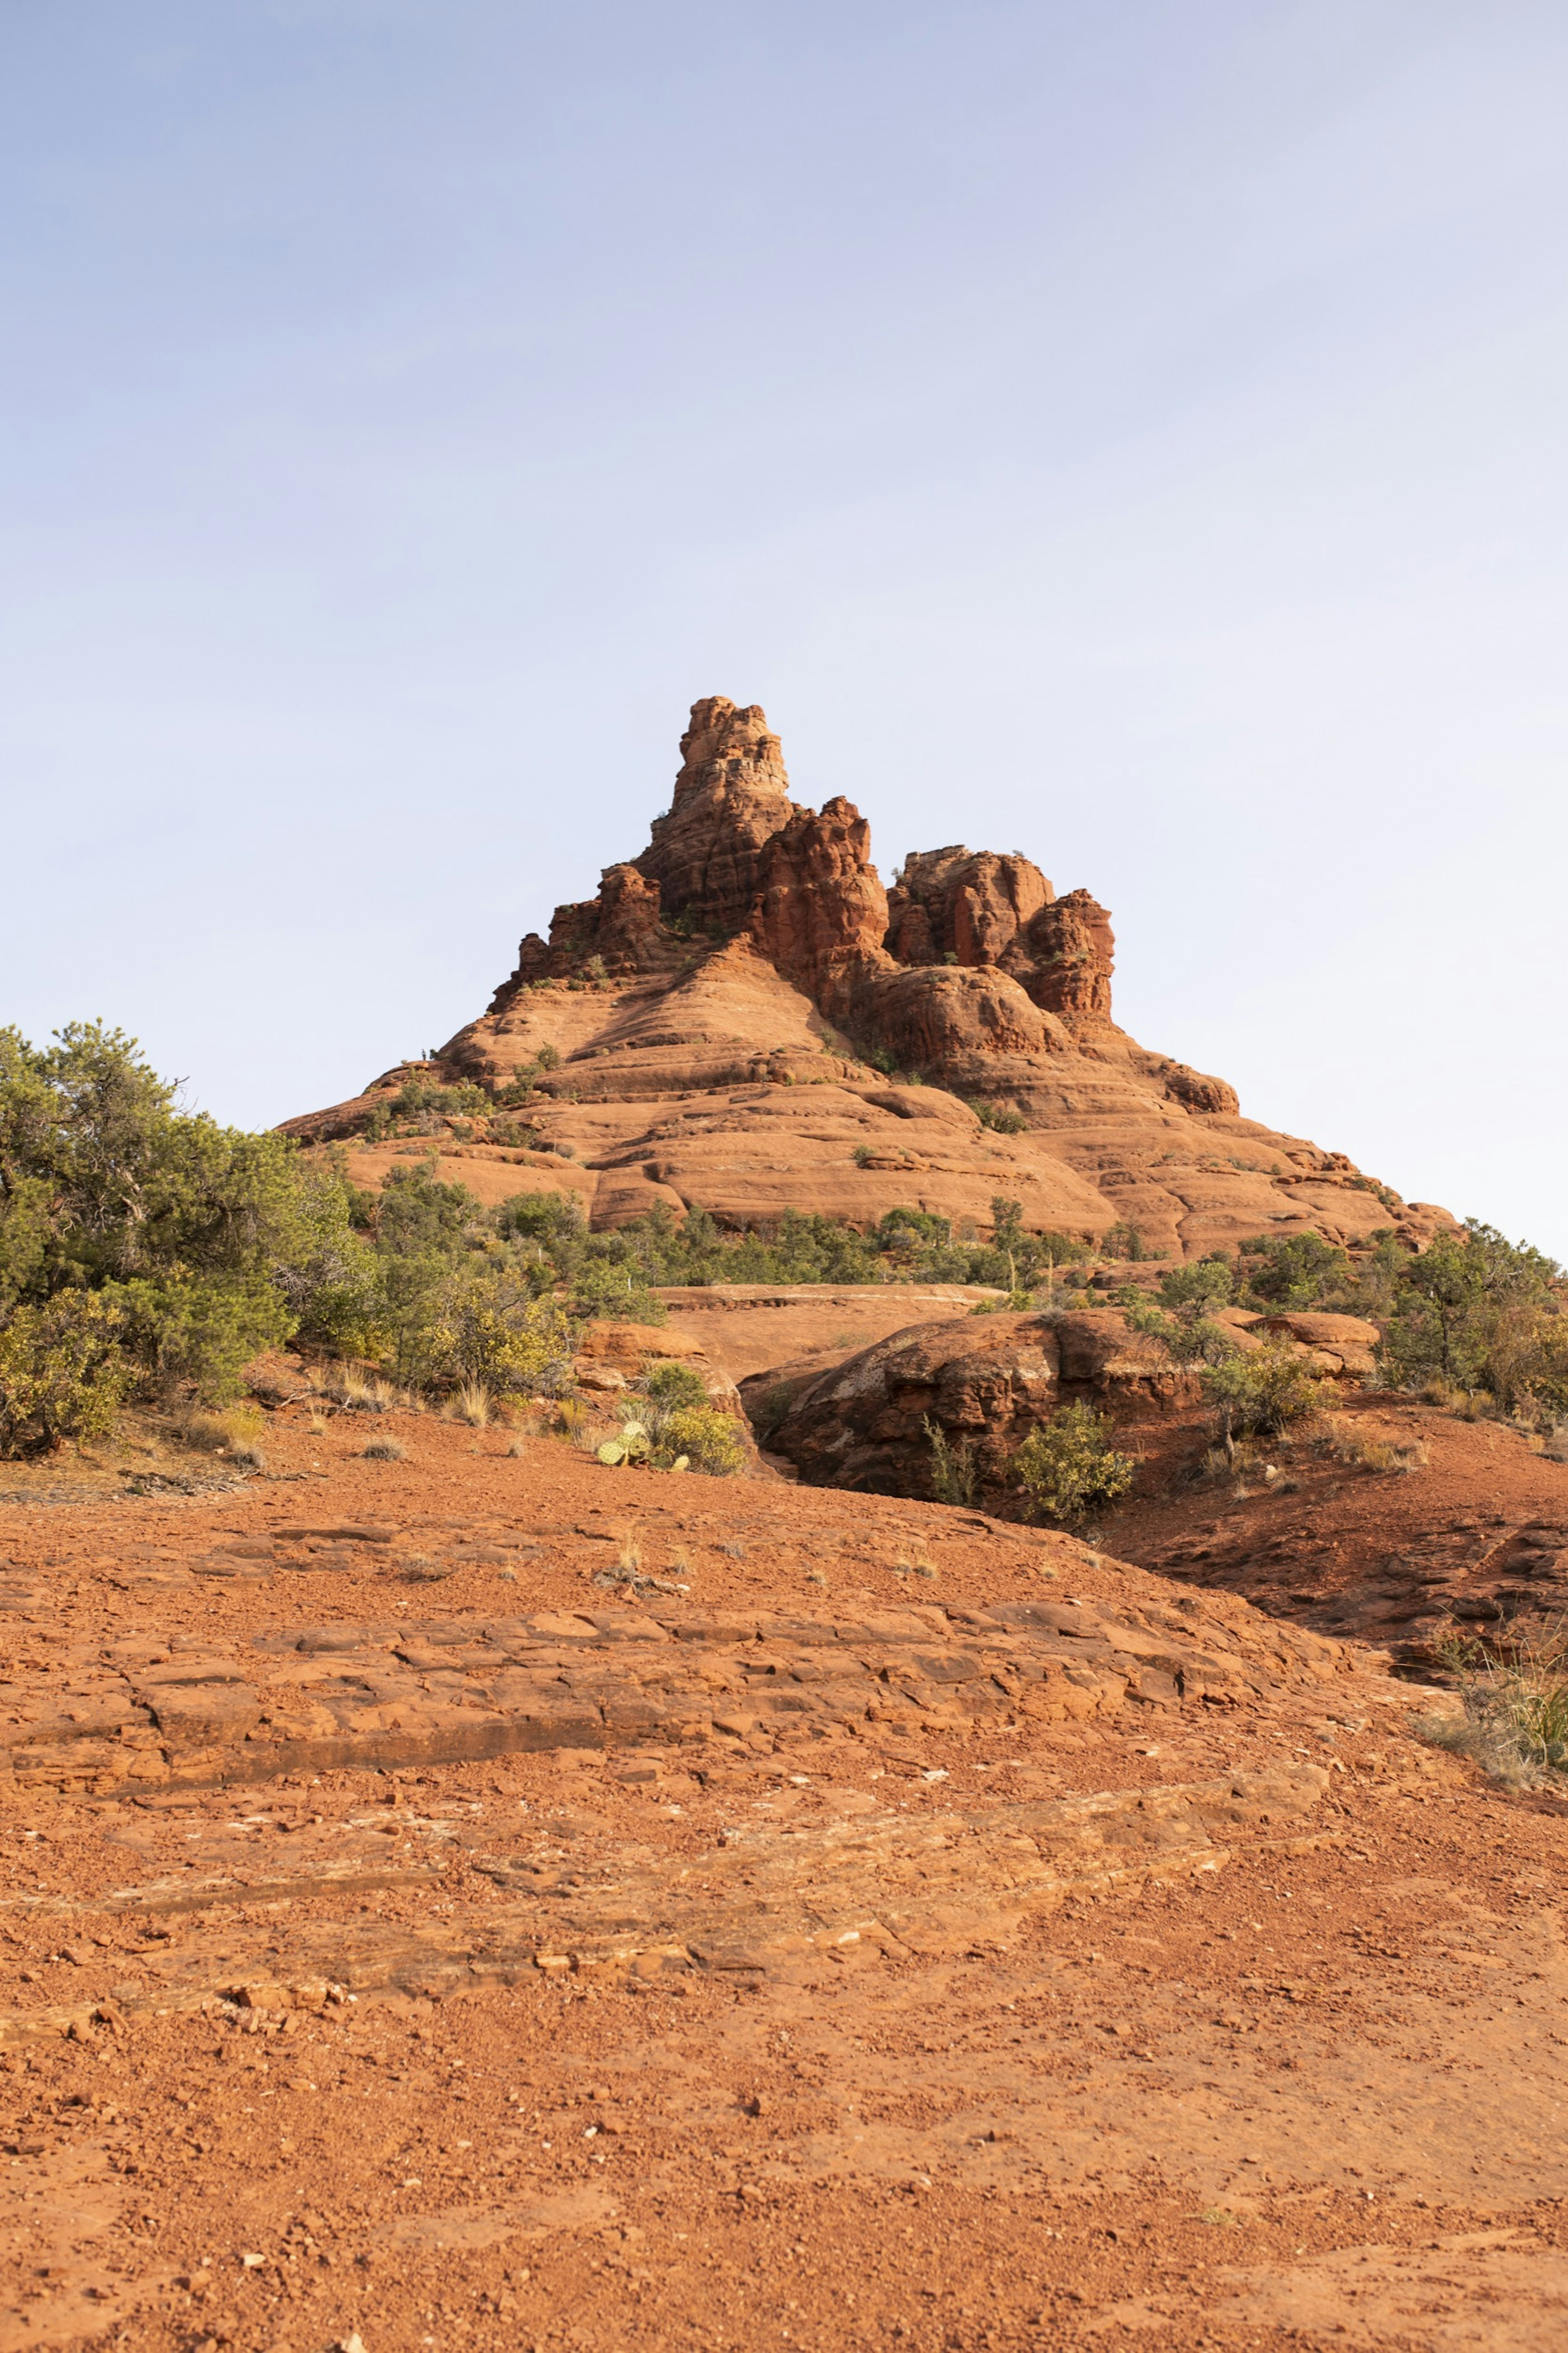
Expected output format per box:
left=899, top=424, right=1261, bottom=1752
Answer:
left=1418, top=1621, right=1568, bottom=1788
left=446, top=1383, right=492, bottom=1429
left=1325, top=1421, right=1429, bottom=1475
left=181, top=1406, right=264, bottom=1459
left=323, top=1366, right=403, bottom=1415
left=363, top=1437, right=405, bottom=1462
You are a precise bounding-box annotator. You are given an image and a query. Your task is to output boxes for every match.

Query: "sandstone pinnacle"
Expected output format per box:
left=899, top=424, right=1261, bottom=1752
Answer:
left=281, top=695, right=1449, bottom=1259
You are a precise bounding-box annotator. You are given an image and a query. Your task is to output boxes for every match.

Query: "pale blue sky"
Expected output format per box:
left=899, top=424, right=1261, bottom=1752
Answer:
left=3, top=2, right=1565, bottom=1248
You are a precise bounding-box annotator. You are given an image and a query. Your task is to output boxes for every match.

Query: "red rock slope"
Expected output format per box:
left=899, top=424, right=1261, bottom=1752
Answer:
left=282, top=696, right=1448, bottom=1258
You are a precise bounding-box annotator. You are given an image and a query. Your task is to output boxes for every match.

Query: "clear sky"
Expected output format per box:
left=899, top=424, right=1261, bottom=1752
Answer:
left=4, top=2, right=1565, bottom=1251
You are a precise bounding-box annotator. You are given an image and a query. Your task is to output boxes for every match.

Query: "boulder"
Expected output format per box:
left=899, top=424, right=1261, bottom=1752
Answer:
left=575, top=1322, right=709, bottom=1367
left=755, top=1308, right=1196, bottom=1502
left=1255, top=1312, right=1382, bottom=1379
left=658, top=1282, right=1007, bottom=1384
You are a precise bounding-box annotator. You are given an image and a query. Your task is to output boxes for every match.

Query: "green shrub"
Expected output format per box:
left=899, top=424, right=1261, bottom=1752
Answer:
left=0, top=1022, right=361, bottom=1448
left=970, top=1100, right=1029, bottom=1134
left=570, top=1257, right=668, bottom=1325
left=492, top=1193, right=1091, bottom=1297
left=657, top=1404, right=746, bottom=1475
left=985, top=1198, right=1087, bottom=1290
left=1158, top=1257, right=1234, bottom=1315
left=495, top=1189, right=585, bottom=1248
left=1129, top=1260, right=1238, bottom=1368
left=1201, top=1342, right=1323, bottom=1439
left=382, top=1076, right=490, bottom=1124
left=1237, top=1229, right=1350, bottom=1309
left=429, top=1281, right=576, bottom=1399
left=1103, top=1221, right=1145, bottom=1261
left=113, top=1272, right=293, bottom=1405
left=645, top=1359, right=709, bottom=1411
left=0, top=1293, right=131, bottom=1455
left=1011, top=1402, right=1134, bottom=1523
left=1125, top=1299, right=1236, bottom=1367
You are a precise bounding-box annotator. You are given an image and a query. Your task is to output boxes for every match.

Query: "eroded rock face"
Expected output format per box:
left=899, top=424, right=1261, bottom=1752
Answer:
left=636, top=696, right=798, bottom=931
left=751, top=1308, right=1196, bottom=1500
left=282, top=693, right=1452, bottom=1260
left=495, top=862, right=673, bottom=1000
left=0, top=1576, right=1349, bottom=1807
left=888, top=846, right=1053, bottom=966
left=886, top=852, right=1114, bottom=1021
left=751, top=793, right=891, bottom=1026
left=869, top=963, right=1058, bottom=1068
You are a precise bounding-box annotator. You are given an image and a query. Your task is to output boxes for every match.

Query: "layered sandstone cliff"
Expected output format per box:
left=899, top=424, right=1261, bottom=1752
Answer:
left=281, top=695, right=1448, bottom=1257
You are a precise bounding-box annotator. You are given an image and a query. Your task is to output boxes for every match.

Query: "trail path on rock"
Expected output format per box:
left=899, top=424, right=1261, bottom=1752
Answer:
left=2, top=1408, right=1566, bottom=2351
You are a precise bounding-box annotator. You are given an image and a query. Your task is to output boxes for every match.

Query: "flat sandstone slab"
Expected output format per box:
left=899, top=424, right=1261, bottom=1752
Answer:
left=1, top=1595, right=1356, bottom=1796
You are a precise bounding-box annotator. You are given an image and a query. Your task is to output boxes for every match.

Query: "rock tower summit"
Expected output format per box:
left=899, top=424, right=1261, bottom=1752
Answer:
left=282, top=695, right=1447, bottom=1256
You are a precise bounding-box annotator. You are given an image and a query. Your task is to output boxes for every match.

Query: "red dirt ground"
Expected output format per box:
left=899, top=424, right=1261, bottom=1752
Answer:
left=3, top=1395, right=1568, bottom=2353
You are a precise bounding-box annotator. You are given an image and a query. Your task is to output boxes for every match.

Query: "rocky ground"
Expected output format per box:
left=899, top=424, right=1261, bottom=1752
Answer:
left=1108, top=1391, right=1568, bottom=1656
left=5, top=1389, right=1568, bottom=2352
left=670, top=1283, right=1568, bottom=1662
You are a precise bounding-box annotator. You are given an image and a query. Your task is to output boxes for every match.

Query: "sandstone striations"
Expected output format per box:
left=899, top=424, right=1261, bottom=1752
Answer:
left=282, top=695, right=1446, bottom=1257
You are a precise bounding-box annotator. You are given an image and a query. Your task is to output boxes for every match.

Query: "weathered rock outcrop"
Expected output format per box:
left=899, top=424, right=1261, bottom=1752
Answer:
left=636, top=696, right=797, bottom=930
left=1254, top=1312, right=1382, bottom=1379
left=281, top=693, right=1452, bottom=1260
left=750, top=793, right=891, bottom=1027
left=886, top=849, right=1116, bottom=1021
left=748, top=1308, right=1197, bottom=1501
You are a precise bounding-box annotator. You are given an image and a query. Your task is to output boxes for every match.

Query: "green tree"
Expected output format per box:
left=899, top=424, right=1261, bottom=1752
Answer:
left=0, top=1023, right=324, bottom=1423
left=0, top=1294, right=131, bottom=1455
left=1158, top=1257, right=1233, bottom=1316
left=1382, top=1221, right=1563, bottom=1409
left=1238, top=1230, right=1350, bottom=1309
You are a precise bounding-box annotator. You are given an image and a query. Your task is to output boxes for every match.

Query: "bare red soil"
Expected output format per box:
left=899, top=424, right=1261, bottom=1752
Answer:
left=4, top=1390, right=1568, bottom=2353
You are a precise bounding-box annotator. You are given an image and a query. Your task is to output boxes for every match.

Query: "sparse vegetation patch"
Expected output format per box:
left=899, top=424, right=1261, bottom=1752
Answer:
left=1011, top=1402, right=1135, bottom=1525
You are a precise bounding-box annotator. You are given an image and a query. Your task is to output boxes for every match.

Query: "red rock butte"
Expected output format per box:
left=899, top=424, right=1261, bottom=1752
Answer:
left=282, top=695, right=1449, bottom=1257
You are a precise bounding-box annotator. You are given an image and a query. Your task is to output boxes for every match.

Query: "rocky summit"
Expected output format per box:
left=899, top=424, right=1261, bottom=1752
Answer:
left=283, top=696, right=1449, bottom=1257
